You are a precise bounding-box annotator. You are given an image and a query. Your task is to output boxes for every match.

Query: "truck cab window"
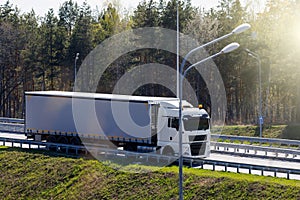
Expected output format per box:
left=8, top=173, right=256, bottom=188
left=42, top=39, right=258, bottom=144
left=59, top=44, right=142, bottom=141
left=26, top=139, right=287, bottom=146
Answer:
left=168, top=117, right=179, bottom=131
left=183, top=117, right=209, bottom=131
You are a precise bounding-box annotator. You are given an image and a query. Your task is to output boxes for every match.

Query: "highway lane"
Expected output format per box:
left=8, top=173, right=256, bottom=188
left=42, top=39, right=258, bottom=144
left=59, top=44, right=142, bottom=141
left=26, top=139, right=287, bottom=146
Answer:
left=0, top=132, right=26, bottom=140
left=208, top=153, right=300, bottom=170
left=211, top=144, right=300, bottom=162
left=0, top=132, right=42, bottom=149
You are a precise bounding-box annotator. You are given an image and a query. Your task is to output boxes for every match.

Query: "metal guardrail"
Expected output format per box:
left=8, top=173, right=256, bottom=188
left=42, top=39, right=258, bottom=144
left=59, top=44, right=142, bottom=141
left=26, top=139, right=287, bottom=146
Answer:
left=0, top=118, right=24, bottom=134
left=191, top=159, right=300, bottom=180
left=0, top=136, right=300, bottom=180
left=0, top=137, right=177, bottom=162
left=212, top=134, right=300, bottom=148
left=211, top=142, right=300, bottom=162
left=0, top=117, right=24, bottom=124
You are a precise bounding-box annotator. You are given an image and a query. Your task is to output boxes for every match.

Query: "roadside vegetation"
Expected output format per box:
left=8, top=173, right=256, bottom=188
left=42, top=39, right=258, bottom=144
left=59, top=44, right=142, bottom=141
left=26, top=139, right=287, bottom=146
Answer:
left=0, top=147, right=299, bottom=200
left=215, top=124, right=300, bottom=140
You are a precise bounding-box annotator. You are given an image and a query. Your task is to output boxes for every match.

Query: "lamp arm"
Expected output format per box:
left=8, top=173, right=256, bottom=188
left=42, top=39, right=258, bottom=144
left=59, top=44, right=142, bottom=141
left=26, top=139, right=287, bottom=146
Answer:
left=183, top=52, right=222, bottom=77
left=180, top=32, right=233, bottom=75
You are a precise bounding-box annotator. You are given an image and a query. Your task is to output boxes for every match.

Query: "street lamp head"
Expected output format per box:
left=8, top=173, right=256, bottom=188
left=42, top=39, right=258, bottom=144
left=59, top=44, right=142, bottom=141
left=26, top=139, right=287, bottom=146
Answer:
left=75, top=53, right=80, bottom=60
left=232, top=23, right=251, bottom=34
left=244, top=48, right=259, bottom=58
left=221, top=42, right=240, bottom=54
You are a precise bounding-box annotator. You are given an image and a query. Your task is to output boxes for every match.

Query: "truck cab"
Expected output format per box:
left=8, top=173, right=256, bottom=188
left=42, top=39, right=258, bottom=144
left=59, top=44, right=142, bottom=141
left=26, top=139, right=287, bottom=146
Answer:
left=157, top=100, right=210, bottom=158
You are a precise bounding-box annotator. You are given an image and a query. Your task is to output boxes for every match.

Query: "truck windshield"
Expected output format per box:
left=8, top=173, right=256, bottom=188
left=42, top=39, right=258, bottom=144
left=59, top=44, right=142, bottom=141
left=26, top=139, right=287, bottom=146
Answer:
left=183, top=117, right=209, bottom=131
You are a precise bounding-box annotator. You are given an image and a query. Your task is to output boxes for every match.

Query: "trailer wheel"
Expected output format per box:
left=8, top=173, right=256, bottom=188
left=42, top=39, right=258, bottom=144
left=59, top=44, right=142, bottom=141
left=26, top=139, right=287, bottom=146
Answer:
left=47, top=135, right=57, bottom=151
left=70, top=137, right=81, bottom=145
left=47, top=135, right=57, bottom=143
left=162, top=146, right=175, bottom=156
left=58, top=136, right=69, bottom=144
left=57, top=136, right=69, bottom=153
left=124, top=144, right=137, bottom=152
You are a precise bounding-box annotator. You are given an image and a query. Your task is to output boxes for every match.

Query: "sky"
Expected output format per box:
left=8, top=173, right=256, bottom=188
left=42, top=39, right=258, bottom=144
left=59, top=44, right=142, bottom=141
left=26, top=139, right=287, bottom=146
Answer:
left=7, top=0, right=230, bottom=17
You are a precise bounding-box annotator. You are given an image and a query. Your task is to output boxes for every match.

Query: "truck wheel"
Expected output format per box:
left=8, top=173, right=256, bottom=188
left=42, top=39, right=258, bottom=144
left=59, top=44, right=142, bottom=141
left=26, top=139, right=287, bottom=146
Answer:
left=162, top=146, right=175, bottom=156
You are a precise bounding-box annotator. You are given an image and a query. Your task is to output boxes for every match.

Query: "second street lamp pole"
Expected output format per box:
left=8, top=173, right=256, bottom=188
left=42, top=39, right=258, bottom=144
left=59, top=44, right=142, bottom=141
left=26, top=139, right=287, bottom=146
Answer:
left=178, top=42, right=240, bottom=200
left=74, top=53, right=79, bottom=82
left=245, top=49, right=263, bottom=138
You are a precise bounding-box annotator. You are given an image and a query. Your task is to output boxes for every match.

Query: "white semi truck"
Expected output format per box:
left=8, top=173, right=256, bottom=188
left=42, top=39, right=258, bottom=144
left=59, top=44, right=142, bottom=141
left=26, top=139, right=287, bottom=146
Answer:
left=25, top=91, right=210, bottom=158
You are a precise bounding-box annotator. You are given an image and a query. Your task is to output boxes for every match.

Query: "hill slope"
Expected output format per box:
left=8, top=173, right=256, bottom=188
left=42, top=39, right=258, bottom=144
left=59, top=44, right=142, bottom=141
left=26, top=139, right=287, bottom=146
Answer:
left=0, top=147, right=299, bottom=200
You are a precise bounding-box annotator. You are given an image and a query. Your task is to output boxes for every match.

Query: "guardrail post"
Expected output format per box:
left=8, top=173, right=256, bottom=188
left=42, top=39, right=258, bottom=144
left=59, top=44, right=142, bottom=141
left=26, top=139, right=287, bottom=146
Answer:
left=274, top=169, right=277, bottom=178
left=261, top=168, right=264, bottom=176
left=200, top=162, right=203, bottom=169
left=249, top=166, right=252, bottom=174
left=225, top=164, right=227, bottom=172
left=287, top=171, right=290, bottom=180
left=212, top=163, right=215, bottom=171
left=237, top=165, right=240, bottom=173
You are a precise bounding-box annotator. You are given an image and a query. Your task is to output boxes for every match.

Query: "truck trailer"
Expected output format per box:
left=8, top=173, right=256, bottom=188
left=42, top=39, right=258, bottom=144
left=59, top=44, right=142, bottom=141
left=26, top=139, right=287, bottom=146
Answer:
left=25, top=91, right=210, bottom=158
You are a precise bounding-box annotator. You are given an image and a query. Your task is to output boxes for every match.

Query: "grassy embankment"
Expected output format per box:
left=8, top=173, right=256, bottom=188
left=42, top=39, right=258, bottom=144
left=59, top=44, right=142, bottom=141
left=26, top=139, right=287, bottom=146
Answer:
left=0, top=146, right=300, bottom=199
left=214, top=124, right=300, bottom=140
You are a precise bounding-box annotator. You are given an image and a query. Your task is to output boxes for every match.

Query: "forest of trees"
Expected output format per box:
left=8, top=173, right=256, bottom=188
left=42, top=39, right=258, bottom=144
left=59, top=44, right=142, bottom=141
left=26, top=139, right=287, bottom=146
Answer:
left=0, top=0, right=300, bottom=125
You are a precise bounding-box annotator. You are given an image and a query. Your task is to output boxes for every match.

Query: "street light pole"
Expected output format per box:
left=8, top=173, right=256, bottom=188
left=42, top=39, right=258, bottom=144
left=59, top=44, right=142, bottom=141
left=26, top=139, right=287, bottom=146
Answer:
left=177, top=23, right=250, bottom=200
left=74, top=53, right=79, bottom=82
left=178, top=43, right=240, bottom=200
left=176, top=0, right=180, bottom=98
left=245, top=49, right=262, bottom=138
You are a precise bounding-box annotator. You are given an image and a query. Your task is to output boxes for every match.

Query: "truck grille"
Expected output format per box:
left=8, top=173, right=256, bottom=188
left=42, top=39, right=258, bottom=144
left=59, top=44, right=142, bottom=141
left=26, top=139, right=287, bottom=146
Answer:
left=189, top=135, right=207, bottom=142
left=190, top=142, right=206, bottom=156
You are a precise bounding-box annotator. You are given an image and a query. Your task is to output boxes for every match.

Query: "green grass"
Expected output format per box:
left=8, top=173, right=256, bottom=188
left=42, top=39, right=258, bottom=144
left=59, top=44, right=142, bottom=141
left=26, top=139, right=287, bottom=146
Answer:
left=213, top=124, right=300, bottom=141
left=0, top=147, right=300, bottom=199
left=213, top=125, right=289, bottom=138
